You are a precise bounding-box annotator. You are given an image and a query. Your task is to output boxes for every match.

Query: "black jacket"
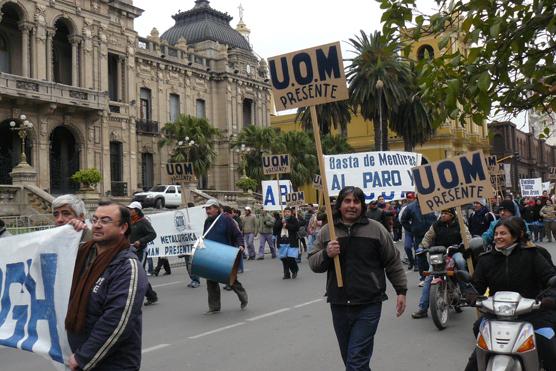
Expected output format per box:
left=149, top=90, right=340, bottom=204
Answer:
left=129, top=218, right=156, bottom=251
left=473, top=243, right=556, bottom=300
left=468, top=207, right=495, bottom=237
left=69, top=249, right=148, bottom=370
left=309, top=215, right=407, bottom=305
left=282, top=216, right=299, bottom=247
left=400, top=201, right=437, bottom=239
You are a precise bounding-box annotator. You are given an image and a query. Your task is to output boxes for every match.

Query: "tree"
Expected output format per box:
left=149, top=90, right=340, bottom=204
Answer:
left=280, top=131, right=318, bottom=188
left=158, top=114, right=220, bottom=180
left=347, top=30, right=412, bottom=150
left=379, top=0, right=556, bottom=129
left=321, top=134, right=354, bottom=155
left=295, top=101, right=352, bottom=137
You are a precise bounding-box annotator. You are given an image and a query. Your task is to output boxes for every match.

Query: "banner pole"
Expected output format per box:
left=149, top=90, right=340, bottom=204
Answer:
left=276, top=173, right=283, bottom=212
left=454, top=206, right=474, bottom=275
left=180, top=181, right=192, bottom=229
left=310, top=106, right=343, bottom=287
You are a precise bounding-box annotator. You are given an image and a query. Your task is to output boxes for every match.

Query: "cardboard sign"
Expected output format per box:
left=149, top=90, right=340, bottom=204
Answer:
left=166, top=162, right=196, bottom=182
left=486, top=155, right=497, bottom=167
left=549, top=167, right=556, bottom=180
left=145, top=207, right=205, bottom=257
left=267, top=42, right=349, bottom=111
left=324, top=151, right=422, bottom=201
left=285, top=191, right=305, bottom=207
left=520, top=178, right=543, bottom=197
left=412, top=151, right=495, bottom=213
left=262, top=154, right=291, bottom=175
left=262, top=180, right=293, bottom=210
left=490, top=174, right=505, bottom=187
left=312, top=174, right=323, bottom=190
left=0, top=226, right=81, bottom=366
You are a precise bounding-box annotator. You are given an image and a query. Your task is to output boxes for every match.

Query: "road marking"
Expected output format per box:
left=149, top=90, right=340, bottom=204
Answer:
left=188, top=322, right=246, bottom=339
left=293, top=298, right=323, bottom=308
left=142, top=344, right=170, bottom=354
left=246, top=308, right=291, bottom=321
left=152, top=281, right=183, bottom=288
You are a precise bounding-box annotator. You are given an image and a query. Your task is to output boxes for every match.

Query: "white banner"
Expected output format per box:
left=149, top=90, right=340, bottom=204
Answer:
left=262, top=180, right=293, bottom=210
left=324, top=151, right=422, bottom=201
left=503, top=163, right=512, bottom=188
left=542, top=182, right=552, bottom=193
left=145, top=207, right=205, bottom=257
left=0, top=226, right=81, bottom=367
left=520, top=178, right=543, bottom=197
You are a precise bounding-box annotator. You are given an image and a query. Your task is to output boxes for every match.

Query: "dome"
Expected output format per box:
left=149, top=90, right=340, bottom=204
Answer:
left=161, top=0, right=251, bottom=51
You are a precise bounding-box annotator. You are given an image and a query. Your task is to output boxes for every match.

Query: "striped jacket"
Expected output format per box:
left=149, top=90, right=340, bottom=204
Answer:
left=68, top=248, right=147, bottom=370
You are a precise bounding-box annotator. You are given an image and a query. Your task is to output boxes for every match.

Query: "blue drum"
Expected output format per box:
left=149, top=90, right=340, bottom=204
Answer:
left=191, top=239, right=241, bottom=284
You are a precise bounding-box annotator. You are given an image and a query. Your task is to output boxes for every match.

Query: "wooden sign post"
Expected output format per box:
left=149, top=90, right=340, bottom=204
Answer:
left=268, top=42, right=348, bottom=287
left=412, top=151, right=495, bottom=274
left=166, top=161, right=196, bottom=227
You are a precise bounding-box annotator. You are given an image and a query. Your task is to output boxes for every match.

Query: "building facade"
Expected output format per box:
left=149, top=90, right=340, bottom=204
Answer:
left=0, top=0, right=271, bottom=196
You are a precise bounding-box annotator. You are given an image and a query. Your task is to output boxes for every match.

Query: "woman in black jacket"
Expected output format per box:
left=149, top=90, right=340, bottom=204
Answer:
left=279, top=207, right=300, bottom=279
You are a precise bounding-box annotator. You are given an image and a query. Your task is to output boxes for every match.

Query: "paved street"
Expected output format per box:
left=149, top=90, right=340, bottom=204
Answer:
left=2, top=241, right=556, bottom=371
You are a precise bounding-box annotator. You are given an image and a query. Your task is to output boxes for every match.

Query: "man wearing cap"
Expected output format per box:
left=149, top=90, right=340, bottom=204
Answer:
left=468, top=199, right=496, bottom=237
left=241, top=206, right=258, bottom=260
left=412, top=208, right=471, bottom=318
left=127, top=201, right=158, bottom=305
left=482, top=200, right=529, bottom=245
left=203, top=199, right=248, bottom=314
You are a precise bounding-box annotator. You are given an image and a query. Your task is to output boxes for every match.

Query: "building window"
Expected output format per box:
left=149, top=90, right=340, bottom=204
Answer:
left=140, top=88, right=152, bottom=121
left=492, top=134, right=504, bottom=154
left=141, top=152, right=154, bottom=191
left=196, top=99, right=206, bottom=119
left=169, top=94, right=180, bottom=122
left=243, top=98, right=254, bottom=127
left=110, top=141, right=123, bottom=182
left=417, top=44, right=434, bottom=60
left=0, top=33, right=9, bottom=73
left=53, top=20, right=72, bottom=85
left=108, top=53, right=120, bottom=101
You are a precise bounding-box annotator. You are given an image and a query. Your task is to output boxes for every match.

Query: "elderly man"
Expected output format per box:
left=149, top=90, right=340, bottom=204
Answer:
left=52, top=194, right=91, bottom=241
left=66, top=202, right=147, bottom=371
left=309, top=186, right=407, bottom=370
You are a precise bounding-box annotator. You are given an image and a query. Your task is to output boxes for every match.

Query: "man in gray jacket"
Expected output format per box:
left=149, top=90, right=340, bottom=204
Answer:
left=241, top=206, right=258, bottom=260
left=309, top=186, right=407, bottom=371
left=257, top=210, right=276, bottom=259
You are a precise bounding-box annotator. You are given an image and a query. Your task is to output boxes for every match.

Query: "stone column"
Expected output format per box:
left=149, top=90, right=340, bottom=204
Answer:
left=19, top=23, right=30, bottom=77
left=46, top=29, right=54, bottom=81
left=69, top=36, right=80, bottom=86
left=35, top=26, right=47, bottom=80
left=30, top=27, right=38, bottom=78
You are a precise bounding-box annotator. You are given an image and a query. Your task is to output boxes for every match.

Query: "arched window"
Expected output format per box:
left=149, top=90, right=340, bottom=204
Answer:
left=0, top=33, right=9, bottom=73
left=53, top=19, right=72, bottom=85
left=417, top=44, right=434, bottom=60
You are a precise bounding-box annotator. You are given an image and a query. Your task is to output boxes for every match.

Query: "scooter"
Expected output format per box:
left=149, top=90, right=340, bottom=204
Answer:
left=458, top=271, right=556, bottom=370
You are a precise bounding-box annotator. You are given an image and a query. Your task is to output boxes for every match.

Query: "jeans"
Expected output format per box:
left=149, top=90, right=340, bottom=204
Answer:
left=419, top=252, right=466, bottom=311
left=258, top=233, right=275, bottom=258
left=403, top=231, right=414, bottom=266
left=183, top=255, right=200, bottom=283
left=307, top=234, right=316, bottom=253
left=331, top=303, right=382, bottom=371
left=146, top=257, right=154, bottom=274
left=244, top=233, right=255, bottom=258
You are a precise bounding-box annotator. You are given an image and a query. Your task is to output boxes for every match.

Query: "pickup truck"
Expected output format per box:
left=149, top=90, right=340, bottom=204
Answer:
left=132, top=185, right=182, bottom=209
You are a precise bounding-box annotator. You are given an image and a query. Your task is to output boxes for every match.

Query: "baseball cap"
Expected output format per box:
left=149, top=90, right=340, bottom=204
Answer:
left=127, top=201, right=143, bottom=210
left=202, top=199, right=220, bottom=208
left=498, top=200, right=516, bottom=214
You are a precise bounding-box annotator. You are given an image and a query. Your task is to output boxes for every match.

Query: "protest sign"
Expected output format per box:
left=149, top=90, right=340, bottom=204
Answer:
left=0, top=226, right=81, bottom=367
left=285, top=191, right=305, bottom=207
left=503, top=164, right=512, bottom=188
left=412, top=151, right=495, bottom=214
left=145, top=207, right=205, bottom=257
left=262, top=154, right=290, bottom=175
left=267, top=42, right=348, bottom=111
left=262, top=180, right=293, bottom=211
left=324, top=151, right=422, bottom=201
left=312, top=174, right=322, bottom=190
left=542, top=181, right=552, bottom=193
left=519, top=178, right=542, bottom=197
left=166, top=162, right=196, bottom=182
left=549, top=167, right=556, bottom=180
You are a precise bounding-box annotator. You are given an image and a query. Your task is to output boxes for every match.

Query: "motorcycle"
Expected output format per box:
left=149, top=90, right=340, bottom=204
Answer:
left=422, top=244, right=468, bottom=330
left=459, top=271, right=556, bottom=371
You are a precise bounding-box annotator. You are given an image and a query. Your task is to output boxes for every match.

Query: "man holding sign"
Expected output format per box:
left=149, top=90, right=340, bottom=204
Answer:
left=309, top=187, right=407, bottom=370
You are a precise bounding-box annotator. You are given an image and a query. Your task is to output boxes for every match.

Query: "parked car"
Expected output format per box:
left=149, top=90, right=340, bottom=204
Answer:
left=133, top=185, right=182, bottom=209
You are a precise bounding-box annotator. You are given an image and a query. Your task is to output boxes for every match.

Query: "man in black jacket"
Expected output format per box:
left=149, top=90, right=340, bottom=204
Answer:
left=309, top=186, right=407, bottom=371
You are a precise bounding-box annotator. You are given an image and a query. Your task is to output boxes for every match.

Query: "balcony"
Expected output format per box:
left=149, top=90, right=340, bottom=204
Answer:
left=0, top=72, right=107, bottom=111
left=136, top=119, right=159, bottom=135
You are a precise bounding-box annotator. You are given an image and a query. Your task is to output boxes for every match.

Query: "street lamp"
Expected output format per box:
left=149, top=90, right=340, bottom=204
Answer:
left=235, top=143, right=252, bottom=178
left=10, top=114, right=33, bottom=166
left=176, top=136, right=197, bottom=162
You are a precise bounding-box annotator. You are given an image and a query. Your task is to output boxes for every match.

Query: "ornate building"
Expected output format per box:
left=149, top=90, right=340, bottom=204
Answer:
left=0, top=0, right=271, bottom=196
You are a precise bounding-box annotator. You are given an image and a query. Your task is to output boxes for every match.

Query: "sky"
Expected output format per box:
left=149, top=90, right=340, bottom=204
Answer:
left=131, top=0, right=528, bottom=129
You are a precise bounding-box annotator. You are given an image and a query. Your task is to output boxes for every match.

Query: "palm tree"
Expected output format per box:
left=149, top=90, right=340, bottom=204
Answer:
left=231, top=126, right=284, bottom=185
left=295, top=101, right=352, bottom=137
left=158, top=114, right=221, bottom=182
left=321, top=134, right=354, bottom=155
left=347, top=30, right=411, bottom=151
left=280, top=131, right=318, bottom=188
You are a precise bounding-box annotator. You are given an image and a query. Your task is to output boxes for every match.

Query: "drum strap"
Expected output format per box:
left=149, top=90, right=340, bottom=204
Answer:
left=194, top=214, right=222, bottom=250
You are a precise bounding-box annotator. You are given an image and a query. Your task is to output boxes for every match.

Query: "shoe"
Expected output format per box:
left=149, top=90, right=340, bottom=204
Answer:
left=240, top=300, right=248, bottom=310
left=418, top=281, right=425, bottom=287
left=145, top=297, right=158, bottom=306
left=407, top=264, right=413, bottom=270
left=223, top=284, right=232, bottom=291
left=256, top=257, right=264, bottom=260
left=146, top=273, right=152, bottom=276
left=204, top=309, right=220, bottom=315
left=238, top=291, right=248, bottom=310
left=187, top=282, right=193, bottom=287
left=153, top=270, right=160, bottom=277
left=190, top=281, right=200, bottom=288
left=411, top=309, right=428, bottom=319
left=282, top=275, right=291, bottom=279
left=163, top=271, right=171, bottom=275
left=292, top=271, right=298, bottom=279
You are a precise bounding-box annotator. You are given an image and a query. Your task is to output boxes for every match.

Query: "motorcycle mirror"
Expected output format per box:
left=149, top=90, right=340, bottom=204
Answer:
left=456, top=270, right=472, bottom=283
left=548, top=276, right=556, bottom=289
